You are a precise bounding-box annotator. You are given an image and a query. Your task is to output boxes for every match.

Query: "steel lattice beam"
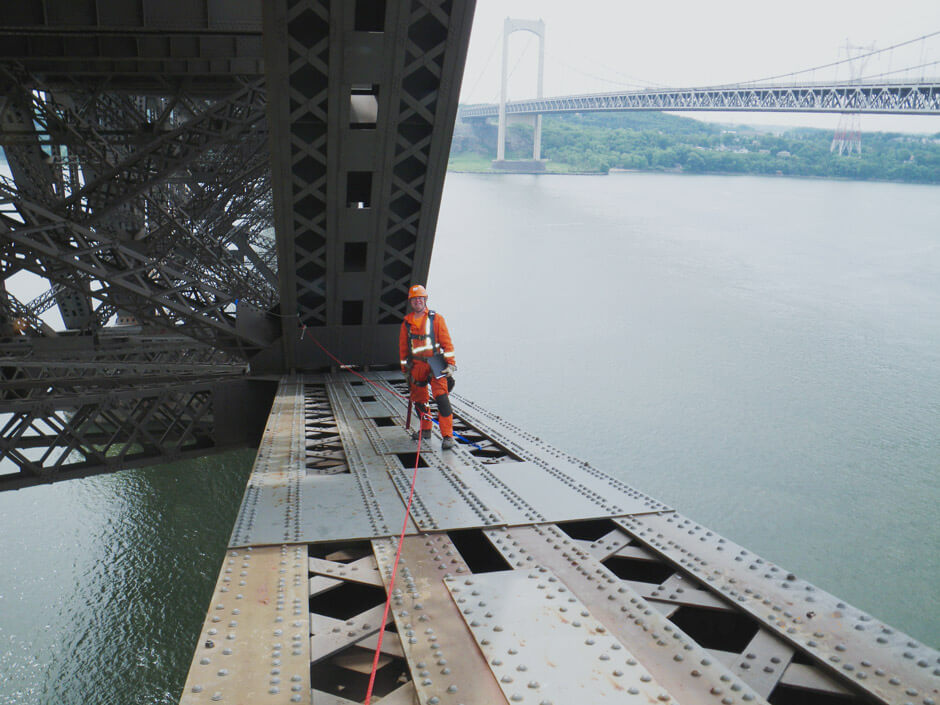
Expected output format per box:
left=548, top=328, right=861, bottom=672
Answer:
left=460, top=81, right=940, bottom=118
left=0, top=373, right=273, bottom=490
left=263, top=0, right=476, bottom=370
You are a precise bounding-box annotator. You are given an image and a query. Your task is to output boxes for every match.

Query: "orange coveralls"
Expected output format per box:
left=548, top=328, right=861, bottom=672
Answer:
left=399, top=310, right=456, bottom=436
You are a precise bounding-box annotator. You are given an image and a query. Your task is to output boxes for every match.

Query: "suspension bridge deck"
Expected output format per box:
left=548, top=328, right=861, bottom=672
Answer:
left=179, top=374, right=939, bottom=705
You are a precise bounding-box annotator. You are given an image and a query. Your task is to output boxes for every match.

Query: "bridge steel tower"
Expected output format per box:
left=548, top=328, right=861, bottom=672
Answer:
left=496, top=17, right=546, bottom=165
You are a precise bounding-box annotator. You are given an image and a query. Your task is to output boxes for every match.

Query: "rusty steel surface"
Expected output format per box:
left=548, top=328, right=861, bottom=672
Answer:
left=615, top=513, right=939, bottom=705
left=181, top=372, right=939, bottom=705
left=444, top=568, right=682, bottom=704
left=373, top=534, right=508, bottom=705
left=180, top=545, right=310, bottom=705
left=484, top=524, right=770, bottom=705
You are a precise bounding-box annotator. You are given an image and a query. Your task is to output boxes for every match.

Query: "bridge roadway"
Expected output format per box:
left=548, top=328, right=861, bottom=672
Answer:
left=459, top=81, right=940, bottom=119
left=179, top=374, right=939, bottom=705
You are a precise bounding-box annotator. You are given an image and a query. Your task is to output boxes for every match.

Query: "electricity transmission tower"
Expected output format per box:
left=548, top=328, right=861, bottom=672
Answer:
left=831, top=41, right=876, bottom=155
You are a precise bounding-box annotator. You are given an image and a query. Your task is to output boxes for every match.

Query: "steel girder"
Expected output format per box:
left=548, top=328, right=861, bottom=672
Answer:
left=460, top=81, right=940, bottom=119
left=0, top=0, right=264, bottom=92
left=0, top=72, right=278, bottom=352
left=0, top=0, right=478, bottom=485
left=0, top=333, right=270, bottom=490
left=0, top=377, right=270, bottom=491
left=263, top=0, right=476, bottom=370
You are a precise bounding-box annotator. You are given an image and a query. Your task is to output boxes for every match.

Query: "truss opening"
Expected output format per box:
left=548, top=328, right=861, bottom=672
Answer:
left=452, top=413, right=523, bottom=463
left=346, top=171, right=372, bottom=209
left=309, top=540, right=373, bottom=563
left=394, top=452, right=428, bottom=468
left=342, top=300, right=364, bottom=325
left=354, top=0, right=386, bottom=32
left=557, top=518, right=620, bottom=541
left=447, top=529, right=513, bottom=574
left=372, top=417, right=396, bottom=427
left=350, top=85, right=379, bottom=129
left=602, top=555, right=676, bottom=584
left=668, top=605, right=760, bottom=652
left=309, top=580, right=387, bottom=621
left=768, top=683, right=858, bottom=705
left=311, top=653, right=408, bottom=701
left=344, top=242, right=368, bottom=272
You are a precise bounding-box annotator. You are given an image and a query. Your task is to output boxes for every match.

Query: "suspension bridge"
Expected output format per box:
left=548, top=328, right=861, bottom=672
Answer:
left=459, top=21, right=940, bottom=163
left=0, top=3, right=937, bottom=705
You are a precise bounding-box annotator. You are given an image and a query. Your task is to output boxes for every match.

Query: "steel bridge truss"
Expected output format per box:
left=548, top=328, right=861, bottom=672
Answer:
left=460, top=81, right=940, bottom=119
left=180, top=374, right=940, bottom=705
left=0, top=73, right=278, bottom=349
left=0, top=0, right=476, bottom=486
left=0, top=333, right=273, bottom=490
left=264, top=0, right=475, bottom=369
left=0, top=69, right=280, bottom=486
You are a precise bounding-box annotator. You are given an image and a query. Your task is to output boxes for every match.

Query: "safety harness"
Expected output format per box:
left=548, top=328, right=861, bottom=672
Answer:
left=404, top=310, right=442, bottom=385
left=403, top=311, right=453, bottom=391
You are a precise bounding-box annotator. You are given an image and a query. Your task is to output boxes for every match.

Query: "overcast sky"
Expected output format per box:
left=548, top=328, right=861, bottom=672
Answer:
left=460, top=0, right=940, bottom=134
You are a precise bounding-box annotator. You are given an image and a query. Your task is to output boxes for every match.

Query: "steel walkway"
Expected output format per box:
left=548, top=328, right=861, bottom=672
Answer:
left=180, top=374, right=939, bottom=705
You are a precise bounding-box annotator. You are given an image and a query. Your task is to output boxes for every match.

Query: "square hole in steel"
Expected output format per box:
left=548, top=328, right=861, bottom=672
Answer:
left=395, top=452, right=428, bottom=468
left=373, top=417, right=396, bottom=427
left=768, top=682, right=858, bottom=705
left=447, top=529, right=512, bottom=574
left=668, top=605, right=759, bottom=652
left=310, top=653, right=408, bottom=702
left=309, top=540, right=372, bottom=562
left=557, top=518, right=619, bottom=541
left=309, top=581, right=386, bottom=621
left=602, top=555, right=675, bottom=584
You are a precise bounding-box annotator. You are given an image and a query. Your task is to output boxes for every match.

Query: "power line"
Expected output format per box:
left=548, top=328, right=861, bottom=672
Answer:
left=464, top=32, right=501, bottom=103
left=544, top=49, right=671, bottom=90
left=856, top=59, right=940, bottom=83
left=732, top=30, right=940, bottom=86
left=497, top=33, right=535, bottom=102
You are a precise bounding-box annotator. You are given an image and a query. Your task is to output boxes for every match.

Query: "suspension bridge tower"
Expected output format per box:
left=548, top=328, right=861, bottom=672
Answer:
left=494, top=17, right=547, bottom=172
left=831, top=41, right=876, bottom=155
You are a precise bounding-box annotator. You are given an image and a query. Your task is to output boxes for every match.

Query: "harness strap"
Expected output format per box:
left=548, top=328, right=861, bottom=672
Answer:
left=403, top=310, right=439, bottom=362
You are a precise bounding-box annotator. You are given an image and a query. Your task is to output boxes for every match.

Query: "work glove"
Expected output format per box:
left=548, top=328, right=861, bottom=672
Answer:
left=443, top=364, right=456, bottom=377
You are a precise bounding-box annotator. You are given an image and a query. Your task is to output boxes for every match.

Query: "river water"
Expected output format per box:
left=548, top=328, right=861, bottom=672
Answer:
left=1, top=172, right=938, bottom=704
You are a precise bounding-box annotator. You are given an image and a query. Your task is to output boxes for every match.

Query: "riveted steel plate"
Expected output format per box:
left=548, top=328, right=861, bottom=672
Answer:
left=486, top=460, right=660, bottom=520
left=482, top=525, right=771, bottom=705
left=372, top=535, right=507, bottom=705
left=450, top=391, right=671, bottom=515
left=180, top=545, right=310, bottom=704
left=310, top=604, right=391, bottom=662
left=230, top=378, right=306, bottom=547
left=616, top=513, right=940, bottom=705
left=374, top=425, right=424, bottom=454
left=731, top=630, right=796, bottom=697
left=387, top=465, right=506, bottom=532
left=358, top=401, right=390, bottom=418
left=443, top=569, right=678, bottom=704
left=299, top=472, right=415, bottom=543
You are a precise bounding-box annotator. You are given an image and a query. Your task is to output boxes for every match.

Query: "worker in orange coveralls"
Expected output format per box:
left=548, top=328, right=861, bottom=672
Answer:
left=399, top=284, right=457, bottom=450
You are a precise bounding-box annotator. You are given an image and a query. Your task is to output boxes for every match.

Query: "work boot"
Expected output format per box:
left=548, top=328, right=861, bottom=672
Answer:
left=421, top=428, right=432, bottom=440
left=441, top=436, right=455, bottom=451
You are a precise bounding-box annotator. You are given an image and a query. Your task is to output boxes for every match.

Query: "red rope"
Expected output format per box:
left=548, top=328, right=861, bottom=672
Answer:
left=297, top=324, right=425, bottom=704
left=303, top=323, right=410, bottom=402
left=363, top=425, right=424, bottom=704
